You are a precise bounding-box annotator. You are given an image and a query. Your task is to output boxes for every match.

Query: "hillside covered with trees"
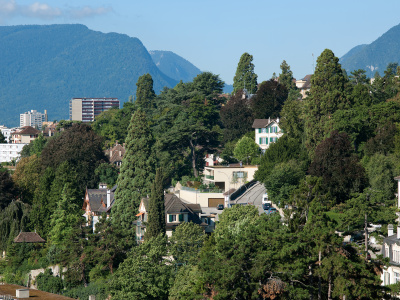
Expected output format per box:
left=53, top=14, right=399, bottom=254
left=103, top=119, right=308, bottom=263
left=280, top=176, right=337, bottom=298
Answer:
left=2, top=48, right=400, bottom=299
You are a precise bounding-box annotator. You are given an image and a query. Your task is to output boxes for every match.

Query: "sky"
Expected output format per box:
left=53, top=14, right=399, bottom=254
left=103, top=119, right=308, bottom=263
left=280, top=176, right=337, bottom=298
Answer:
left=1, top=0, right=400, bottom=84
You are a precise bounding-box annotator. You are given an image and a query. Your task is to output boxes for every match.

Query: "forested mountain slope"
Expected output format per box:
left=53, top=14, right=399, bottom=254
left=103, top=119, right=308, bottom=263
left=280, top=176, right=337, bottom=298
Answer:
left=340, top=23, right=400, bottom=77
left=0, top=24, right=178, bottom=126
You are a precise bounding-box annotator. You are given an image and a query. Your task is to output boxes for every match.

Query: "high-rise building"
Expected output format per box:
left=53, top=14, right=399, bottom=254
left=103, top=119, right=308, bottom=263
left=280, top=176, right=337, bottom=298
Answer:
left=69, top=98, right=119, bottom=122
left=20, top=110, right=47, bottom=130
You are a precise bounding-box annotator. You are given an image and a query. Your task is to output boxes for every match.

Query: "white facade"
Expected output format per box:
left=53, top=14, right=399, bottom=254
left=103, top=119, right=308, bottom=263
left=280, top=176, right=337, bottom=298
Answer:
left=0, top=126, right=15, bottom=143
left=0, top=143, right=27, bottom=163
left=20, top=110, right=46, bottom=130
left=205, top=153, right=223, bottom=167
left=253, top=119, right=284, bottom=151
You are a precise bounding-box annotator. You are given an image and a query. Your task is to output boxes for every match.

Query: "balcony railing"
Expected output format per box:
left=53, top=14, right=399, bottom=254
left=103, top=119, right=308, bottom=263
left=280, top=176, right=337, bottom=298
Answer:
left=181, top=186, right=223, bottom=193
left=205, top=175, right=214, bottom=180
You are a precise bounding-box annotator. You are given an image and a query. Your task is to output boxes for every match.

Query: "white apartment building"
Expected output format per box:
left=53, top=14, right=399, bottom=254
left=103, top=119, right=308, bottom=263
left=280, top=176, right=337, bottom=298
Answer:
left=0, top=143, right=27, bottom=163
left=69, top=98, right=119, bottom=123
left=20, top=110, right=47, bottom=130
left=0, top=125, right=15, bottom=143
left=252, top=118, right=284, bottom=152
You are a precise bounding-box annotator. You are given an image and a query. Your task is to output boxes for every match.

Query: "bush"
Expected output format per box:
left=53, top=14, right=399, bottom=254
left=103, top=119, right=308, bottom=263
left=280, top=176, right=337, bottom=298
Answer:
left=36, top=268, right=64, bottom=294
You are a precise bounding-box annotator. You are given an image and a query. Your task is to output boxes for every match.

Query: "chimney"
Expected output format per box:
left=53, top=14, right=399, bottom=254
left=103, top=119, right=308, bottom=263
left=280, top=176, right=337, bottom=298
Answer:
left=107, top=189, right=111, bottom=208
left=388, top=224, right=394, bottom=236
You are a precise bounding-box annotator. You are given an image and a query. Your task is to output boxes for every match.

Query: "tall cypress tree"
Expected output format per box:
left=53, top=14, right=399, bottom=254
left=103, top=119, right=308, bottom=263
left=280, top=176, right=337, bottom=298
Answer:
left=145, top=168, right=165, bottom=240
left=304, top=49, right=349, bottom=156
left=233, top=52, right=258, bottom=95
left=278, top=60, right=296, bottom=91
left=112, top=109, right=156, bottom=231
left=135, top=73, right=156, bottom=109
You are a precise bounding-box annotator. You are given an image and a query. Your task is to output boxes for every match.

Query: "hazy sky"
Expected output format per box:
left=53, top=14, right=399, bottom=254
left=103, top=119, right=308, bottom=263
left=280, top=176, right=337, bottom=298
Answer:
left=1, top=0, right=400, bottom=84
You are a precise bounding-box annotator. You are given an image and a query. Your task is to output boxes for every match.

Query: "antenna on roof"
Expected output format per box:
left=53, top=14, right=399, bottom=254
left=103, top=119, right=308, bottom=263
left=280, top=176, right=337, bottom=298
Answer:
left=312, top=53, right=315, bottom=73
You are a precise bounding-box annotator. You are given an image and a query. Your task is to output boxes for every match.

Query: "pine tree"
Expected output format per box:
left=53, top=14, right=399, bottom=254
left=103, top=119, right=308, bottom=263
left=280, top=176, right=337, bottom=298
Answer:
left=145, top=168, right=166, bottom=240
left=135, top=73, right=156, bottom=109
left=304, top=49, right=349, bottom=155
left=112, top=109, right=156, bottom=231
left=233, top=52, right=258, bottom=94
left=278, top=60, right=296, bottom=91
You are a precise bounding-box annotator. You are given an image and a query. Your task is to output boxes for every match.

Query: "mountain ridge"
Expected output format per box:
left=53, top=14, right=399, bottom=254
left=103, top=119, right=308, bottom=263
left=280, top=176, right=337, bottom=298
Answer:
left=0, top=24, right=205, bottom=127
left=340, top=23, right=400, bottom=77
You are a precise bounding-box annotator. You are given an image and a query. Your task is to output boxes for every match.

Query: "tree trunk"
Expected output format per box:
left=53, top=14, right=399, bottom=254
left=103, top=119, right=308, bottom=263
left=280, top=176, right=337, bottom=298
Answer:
left=309, top=263, right=313, bottom=300
left=318, top=251, right=321, bottom=300
left=190, top=133, right=198, bottom=178
left=365, top=213, right=368, bottom=261
left=327, top=273, right=332, bottom=300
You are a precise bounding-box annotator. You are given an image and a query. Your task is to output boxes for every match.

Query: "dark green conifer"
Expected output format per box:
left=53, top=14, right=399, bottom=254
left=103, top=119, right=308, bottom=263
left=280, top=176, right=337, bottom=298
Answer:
left=233, top=52, right=258, bottom=94
left=304, top=49, right=349, bottom=155
left=112, top=109, right=156, bottom=231
left=145, top=168, right=165, bottom=240
left=135, top=73, right=156, bottom=109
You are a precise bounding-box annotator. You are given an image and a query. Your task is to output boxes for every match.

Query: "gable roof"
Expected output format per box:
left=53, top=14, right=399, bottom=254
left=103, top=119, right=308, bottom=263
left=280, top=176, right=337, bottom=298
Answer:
left=83, top=188, right=115, bottom=213
left=14, top=232, right=45, bottom=243
left=252, top=119, right=279, bottom=129
left=13, top=126, right=40, bottom=135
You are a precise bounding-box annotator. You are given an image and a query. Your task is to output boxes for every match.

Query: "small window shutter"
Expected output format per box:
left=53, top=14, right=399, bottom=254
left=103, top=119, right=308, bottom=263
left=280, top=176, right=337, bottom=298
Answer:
left=258, top=128, right=261, bottom=133
left=169, top=215, right=173, bottom=222
left=270, top=137, right=273, bottom=142
left=179, top=214, right=184, bottom=221
left=259, top=138, right=262, bottom=144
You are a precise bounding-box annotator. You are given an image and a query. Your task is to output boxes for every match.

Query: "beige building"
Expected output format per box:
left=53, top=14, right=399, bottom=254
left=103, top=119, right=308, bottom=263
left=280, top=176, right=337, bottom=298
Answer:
left=69, top=98, right=119, bottom=122
left=11, top=126, right=39, bottom=144
left=203, top=164, right=258, bottom=192
left=295, top=74, right=312, bottom=98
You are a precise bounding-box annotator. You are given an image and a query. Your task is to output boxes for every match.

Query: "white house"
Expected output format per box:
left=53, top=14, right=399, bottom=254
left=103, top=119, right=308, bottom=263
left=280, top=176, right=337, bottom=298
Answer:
left=0, top=125, right=15, bottom=143
left=381, top=176, right=400, bottom=286
left=252, top=119, right=284, bottom=152
left=0, top=143, right=27, bottom=163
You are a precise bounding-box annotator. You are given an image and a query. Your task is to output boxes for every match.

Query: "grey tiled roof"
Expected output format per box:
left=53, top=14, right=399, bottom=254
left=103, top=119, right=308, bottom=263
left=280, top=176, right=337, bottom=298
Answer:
left=252, top=119, right=278, bottom=129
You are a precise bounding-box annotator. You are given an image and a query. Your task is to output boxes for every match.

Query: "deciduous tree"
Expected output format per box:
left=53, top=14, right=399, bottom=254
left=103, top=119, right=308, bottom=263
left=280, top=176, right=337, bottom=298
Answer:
left=251, top=79, right=288, bottom=119
left=308, top=130, right=367, bottom=203
left=233, top=136, right=259, bottom=165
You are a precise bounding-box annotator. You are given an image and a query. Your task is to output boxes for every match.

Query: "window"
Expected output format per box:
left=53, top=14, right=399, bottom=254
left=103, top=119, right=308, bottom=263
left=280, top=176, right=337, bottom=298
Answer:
left=169, top=214, right=176, bottom=222
left=202, top=217, right=209, bottom=225
left=395, top=272, right=400, bottom=283
left=385, top=272, right=390, bottom=285
left=233, top=171, right=247, bottom=178
left=259, top=137, right=267, bottom=145
left=385, top=244, right=389, bottom=258
left=270, top=137, right=274, bottom=143
left=261, top=128, right=267, bottom=133
left=393, top=249, right=400, bottom=263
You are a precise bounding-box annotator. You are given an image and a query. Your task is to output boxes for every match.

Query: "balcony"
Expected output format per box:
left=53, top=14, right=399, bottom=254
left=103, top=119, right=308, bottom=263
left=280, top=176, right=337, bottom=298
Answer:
left=205, top=175, right=214, bottom=180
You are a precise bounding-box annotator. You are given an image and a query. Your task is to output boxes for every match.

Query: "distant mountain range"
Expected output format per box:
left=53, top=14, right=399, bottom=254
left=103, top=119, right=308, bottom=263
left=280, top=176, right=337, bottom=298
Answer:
left=340, top=23, right=400, bottom=78
left=0, top=24, right=209, bottom=127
